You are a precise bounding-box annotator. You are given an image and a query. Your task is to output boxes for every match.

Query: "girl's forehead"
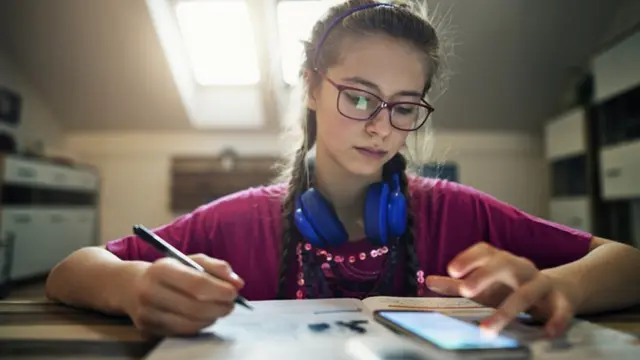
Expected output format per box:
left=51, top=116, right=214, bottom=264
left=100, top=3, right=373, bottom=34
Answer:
left=328, top=35, right=427, bottom=94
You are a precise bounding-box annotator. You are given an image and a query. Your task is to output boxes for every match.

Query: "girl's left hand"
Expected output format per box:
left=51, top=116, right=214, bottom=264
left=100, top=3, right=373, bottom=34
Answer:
left=425, top=242, right=578, bottom=337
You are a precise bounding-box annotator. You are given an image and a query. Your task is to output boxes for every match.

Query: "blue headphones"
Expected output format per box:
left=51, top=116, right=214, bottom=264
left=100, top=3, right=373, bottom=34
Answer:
left=294, top=173, right=407, bottom=248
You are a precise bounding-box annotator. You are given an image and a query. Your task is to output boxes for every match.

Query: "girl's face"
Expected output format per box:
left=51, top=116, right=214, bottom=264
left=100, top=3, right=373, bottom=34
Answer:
left=309, top=34, right=429, bottom=178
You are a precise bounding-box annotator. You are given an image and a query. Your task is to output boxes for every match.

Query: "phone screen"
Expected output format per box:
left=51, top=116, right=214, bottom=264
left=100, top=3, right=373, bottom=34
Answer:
left=376, top=311, right=522, bottom=351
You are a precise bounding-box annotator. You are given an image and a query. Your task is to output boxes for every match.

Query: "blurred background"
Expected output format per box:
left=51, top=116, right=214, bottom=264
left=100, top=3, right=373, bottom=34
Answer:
left=0, top=0, right=638, bottom=299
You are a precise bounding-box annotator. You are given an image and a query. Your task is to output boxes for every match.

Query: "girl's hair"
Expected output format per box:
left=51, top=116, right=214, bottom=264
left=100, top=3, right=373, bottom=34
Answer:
left=275, top=0, right=449, bottom=299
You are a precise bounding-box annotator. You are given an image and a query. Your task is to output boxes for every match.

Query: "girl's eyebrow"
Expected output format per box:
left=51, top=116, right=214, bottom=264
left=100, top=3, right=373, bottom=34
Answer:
left=341, top=76, right=423, bottom=98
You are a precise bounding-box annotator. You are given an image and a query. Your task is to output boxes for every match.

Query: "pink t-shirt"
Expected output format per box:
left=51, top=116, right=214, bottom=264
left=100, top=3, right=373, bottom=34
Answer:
left=106, top=176, right=592, bottom=300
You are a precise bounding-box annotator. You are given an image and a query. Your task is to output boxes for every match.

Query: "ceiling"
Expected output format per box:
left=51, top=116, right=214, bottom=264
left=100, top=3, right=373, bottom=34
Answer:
left=0, top=0, right=637, bottom=133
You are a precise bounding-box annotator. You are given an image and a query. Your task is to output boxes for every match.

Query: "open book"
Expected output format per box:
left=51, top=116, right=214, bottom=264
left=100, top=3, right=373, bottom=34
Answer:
left=145, top=297, right=639, bottom=360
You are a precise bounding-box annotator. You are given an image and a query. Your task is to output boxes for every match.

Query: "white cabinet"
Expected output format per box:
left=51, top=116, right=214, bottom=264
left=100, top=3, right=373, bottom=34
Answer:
left=3, top=157, right=99, bottom=191
left=599, top=141, right=640, bottom=200
left=593, top=30, right=640, bottom=103
left=544, top=108, right=586, bottom=161
left=0, top=155, right=100, bottom=282
left=549, top=197, right=591, bottom=233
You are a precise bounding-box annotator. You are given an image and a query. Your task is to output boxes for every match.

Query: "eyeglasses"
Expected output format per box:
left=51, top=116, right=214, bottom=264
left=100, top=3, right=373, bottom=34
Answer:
left=317, top=72, right=434, bottom=132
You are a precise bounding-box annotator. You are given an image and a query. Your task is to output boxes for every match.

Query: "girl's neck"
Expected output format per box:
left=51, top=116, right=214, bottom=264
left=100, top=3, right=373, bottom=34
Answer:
left=314, top=150, right=382, bottom=240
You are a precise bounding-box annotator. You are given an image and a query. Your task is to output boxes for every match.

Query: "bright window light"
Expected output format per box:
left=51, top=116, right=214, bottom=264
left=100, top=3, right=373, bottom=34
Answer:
left=277, top=1, right=331, bottom=85
left=175, top=0, right=260, bottom=85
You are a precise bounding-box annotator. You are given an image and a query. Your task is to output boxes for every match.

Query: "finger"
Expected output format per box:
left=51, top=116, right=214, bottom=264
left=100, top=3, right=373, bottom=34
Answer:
left=425, top=275, right=463, bottom=296
left=135, top=306, right=213, bottom=336
left=447, top=242, right=497, bottom=279
left=151, top=258, right=238, bottom=303
left=460, top=254, right=537, bottom=298
left=140, top=280, right=234, bottom=323
left=190, top=254, right=245, bottom=289
left=480, top=274, right=552, bottom=335
left=544, top=292, right=574, bottom=338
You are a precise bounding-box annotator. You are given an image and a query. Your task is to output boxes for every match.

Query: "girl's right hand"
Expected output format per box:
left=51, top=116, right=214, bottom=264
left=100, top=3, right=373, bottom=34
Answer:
left=124, top=254, right=245, bottom=336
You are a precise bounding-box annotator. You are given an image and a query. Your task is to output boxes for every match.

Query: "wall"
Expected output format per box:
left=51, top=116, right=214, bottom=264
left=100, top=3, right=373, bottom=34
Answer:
left=0, top=50, right=66, bottom=157
left=65, top=130, right=548, bottom=244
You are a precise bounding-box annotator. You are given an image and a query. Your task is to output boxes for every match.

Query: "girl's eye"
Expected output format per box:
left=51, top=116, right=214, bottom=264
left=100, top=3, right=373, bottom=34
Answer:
left=344, top=90, right=376, bottom=110
left=395, top=105, right=416, bottom=115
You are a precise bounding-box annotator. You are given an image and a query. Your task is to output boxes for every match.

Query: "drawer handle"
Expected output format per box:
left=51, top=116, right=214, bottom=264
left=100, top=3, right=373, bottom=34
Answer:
left=13, top=214, right=32, bottom=224
left=605, top=168, right=622, bottom=178
left=16, top=167, right=37, bottom=178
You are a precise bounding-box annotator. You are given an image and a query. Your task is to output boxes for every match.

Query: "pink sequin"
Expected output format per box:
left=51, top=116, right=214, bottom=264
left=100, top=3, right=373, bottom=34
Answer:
left=381, top=246, right=388, bottom=254
left=348, top=256, right=356, bottom=263
left=321, top=262, right=330, bottom=270
left=334, top=255, right=344, bottom=263
left=304, top=243, right=312, bottom=251
left=417, top=277, right=425, bottom=284
left=370, top=250, right=378, bottom=258
left=326, top=253, right=333, bottom=261
left=416, top=270, right=424, bottom=277
left=376, top=249, right=383, bottom=256
left=297, top=278, right=305, bottom=286
left=417, top=288, right=424, bottom=296
left=316, top=250, right=322, bottom=256
left=296, top=290, right=303, bottom=299
left=297, top=272, right=303, bottom=279
left=320, top=250, right=327, bottom=256
left=359, top=252, right=366, bottom=260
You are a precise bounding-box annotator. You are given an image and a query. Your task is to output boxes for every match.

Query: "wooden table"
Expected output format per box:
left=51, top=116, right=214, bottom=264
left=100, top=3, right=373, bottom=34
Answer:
left=1, top=300, right=640, bottom=359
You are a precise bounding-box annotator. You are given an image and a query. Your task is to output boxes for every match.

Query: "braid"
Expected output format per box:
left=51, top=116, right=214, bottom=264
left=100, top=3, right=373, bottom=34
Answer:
left=276, top=110, right=318, bottom=299
left=399, top=164, right=421, bottom=296
left=276, top=146, right=307, bottom=299
left=383, top=153, right=420, bottom=296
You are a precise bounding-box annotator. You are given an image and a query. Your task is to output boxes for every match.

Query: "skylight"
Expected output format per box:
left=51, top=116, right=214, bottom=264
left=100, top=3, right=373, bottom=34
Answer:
left=277, top=0, right=331, bottom=85
left=175, top=0, right=260, bottom=86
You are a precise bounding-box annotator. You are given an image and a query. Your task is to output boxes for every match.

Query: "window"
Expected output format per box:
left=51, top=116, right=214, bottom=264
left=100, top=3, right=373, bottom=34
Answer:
left=175, top=0, right=260, bottom=85
left=277, top=0, right=331, bottom=85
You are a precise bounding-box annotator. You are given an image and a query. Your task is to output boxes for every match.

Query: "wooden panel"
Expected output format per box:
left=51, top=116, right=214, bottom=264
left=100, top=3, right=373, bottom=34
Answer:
left=170, top=156, right=281, bottom=212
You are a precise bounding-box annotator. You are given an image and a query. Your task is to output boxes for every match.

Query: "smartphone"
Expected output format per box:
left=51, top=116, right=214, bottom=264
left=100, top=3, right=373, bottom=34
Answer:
left=372, top=310, right=530, bottom=359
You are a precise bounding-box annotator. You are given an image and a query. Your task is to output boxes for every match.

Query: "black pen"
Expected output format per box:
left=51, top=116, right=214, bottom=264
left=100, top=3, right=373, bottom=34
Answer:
left=132, top=224, right=253, bottom=310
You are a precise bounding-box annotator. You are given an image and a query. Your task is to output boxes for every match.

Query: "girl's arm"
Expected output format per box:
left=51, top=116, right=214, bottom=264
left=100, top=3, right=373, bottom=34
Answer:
left=45, top=246, right=149, bottom=315
left=542, top=236, right=640, bottom=315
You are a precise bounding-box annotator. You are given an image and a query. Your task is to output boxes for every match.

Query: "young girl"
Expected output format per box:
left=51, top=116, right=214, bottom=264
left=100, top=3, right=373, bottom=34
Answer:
left=46, top=0, right=640, bottom=339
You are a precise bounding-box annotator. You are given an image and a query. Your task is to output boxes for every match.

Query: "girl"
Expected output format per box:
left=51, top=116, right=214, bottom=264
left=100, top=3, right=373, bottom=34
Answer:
left=46, top=0, right=640, bottom=338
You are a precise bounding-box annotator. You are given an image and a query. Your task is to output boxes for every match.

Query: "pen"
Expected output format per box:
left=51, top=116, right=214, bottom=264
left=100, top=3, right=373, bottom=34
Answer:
left=132, top=224, right=253, bottom=310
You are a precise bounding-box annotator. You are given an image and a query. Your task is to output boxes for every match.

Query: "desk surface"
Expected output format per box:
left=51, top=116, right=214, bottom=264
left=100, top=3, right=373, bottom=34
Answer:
left=1, top=299, right=640, bottom=359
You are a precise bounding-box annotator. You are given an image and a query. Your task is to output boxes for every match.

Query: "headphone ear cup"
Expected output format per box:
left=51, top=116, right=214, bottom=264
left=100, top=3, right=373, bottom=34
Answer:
left=387, top=190, right=407, bottom=237
left=300, top=189, right=349, bottom=247
left=387, top=174, right=407, bottom=237
left=364, top=182, right=390, bottom=246
left=294, top=197, right=323, bottom=247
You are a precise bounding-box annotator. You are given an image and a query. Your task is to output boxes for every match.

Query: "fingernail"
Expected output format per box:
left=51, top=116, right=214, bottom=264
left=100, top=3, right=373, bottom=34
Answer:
left=230, top=272, right=241, bottom=281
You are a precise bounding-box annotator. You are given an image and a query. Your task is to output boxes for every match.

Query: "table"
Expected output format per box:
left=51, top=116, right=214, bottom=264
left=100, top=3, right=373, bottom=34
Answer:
left=1, top=300, right=640, bottom=359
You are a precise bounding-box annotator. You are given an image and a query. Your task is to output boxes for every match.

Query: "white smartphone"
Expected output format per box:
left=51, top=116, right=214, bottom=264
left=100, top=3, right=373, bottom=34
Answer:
left=372, top=310, right=531, bottom=359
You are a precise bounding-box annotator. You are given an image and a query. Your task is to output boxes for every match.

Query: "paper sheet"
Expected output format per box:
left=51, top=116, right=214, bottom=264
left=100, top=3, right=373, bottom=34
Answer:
left=144, top=299, right=390, bottom=360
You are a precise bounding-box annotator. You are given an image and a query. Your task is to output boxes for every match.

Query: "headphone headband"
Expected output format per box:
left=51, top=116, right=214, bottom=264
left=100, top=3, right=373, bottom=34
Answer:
left=313, top=2, right=395, bottom=69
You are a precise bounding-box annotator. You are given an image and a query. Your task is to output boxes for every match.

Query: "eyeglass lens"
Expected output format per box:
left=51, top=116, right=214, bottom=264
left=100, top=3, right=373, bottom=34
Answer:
left=338, top=89, right=429, bottom=130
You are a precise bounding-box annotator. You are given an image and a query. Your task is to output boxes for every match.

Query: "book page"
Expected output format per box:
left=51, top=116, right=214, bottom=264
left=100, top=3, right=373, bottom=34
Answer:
left=362, top=296, right=493, bottom=316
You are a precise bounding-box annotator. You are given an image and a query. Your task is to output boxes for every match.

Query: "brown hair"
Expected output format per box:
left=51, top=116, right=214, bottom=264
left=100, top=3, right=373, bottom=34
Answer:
left=275, top=0, right=447, bottom=299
